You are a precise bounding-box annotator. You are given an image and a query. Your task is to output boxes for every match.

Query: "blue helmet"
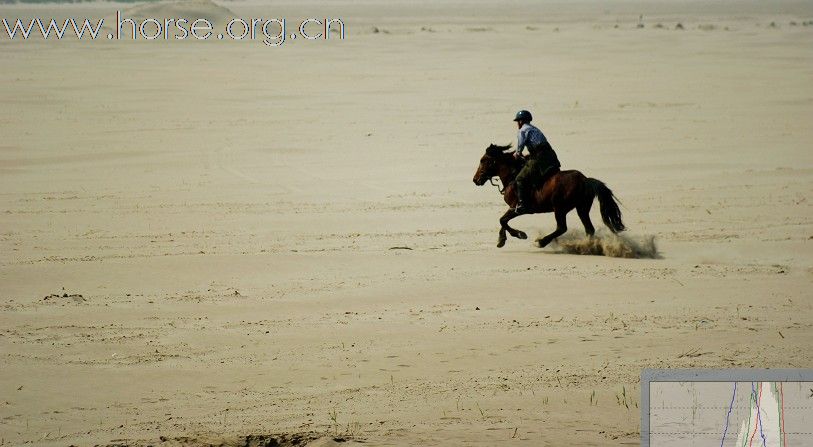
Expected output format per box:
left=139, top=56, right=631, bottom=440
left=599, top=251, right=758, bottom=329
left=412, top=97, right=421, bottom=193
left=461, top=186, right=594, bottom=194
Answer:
left=513, top=110, right=533, bottom=122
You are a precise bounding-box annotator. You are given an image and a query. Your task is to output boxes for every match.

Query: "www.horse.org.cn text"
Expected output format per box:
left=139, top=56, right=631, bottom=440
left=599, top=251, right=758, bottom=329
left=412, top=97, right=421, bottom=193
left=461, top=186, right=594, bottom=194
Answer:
left=0, top=12, right=346, bottom=47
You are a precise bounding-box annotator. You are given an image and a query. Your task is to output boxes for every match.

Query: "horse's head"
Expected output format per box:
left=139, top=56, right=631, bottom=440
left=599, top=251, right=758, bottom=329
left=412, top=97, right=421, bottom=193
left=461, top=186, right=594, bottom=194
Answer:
left=473, top=143, right=513, bottom=185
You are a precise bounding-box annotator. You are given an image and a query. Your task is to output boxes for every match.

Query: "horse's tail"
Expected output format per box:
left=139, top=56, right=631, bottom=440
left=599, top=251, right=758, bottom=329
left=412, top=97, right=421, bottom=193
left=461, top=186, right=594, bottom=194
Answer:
left=585, top=178, right=626, bottom=233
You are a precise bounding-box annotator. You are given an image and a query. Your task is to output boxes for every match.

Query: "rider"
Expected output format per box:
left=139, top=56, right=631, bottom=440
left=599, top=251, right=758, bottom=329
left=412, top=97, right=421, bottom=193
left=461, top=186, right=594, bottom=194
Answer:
left=510, top=109, right=561, bottom=214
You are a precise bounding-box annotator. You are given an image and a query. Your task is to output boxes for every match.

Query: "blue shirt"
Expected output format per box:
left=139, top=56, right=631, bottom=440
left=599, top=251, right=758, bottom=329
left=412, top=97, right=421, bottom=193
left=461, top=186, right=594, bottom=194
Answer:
left=515, top=123, right=549, bottom=156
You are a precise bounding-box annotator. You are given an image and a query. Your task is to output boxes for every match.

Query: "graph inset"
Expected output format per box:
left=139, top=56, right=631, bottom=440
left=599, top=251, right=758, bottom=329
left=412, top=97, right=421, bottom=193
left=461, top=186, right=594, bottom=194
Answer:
left=641, top=369, right=813, bottom=447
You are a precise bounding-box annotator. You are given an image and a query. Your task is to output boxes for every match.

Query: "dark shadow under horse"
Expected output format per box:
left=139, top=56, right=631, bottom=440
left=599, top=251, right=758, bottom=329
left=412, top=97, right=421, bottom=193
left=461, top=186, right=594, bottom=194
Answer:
left=473, top=143, right=625, bottom=248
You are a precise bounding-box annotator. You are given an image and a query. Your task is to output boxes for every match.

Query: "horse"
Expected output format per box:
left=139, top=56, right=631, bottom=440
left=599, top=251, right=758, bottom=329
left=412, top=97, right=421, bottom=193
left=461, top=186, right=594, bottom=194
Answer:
left=472, top=143, right=625, bottom=248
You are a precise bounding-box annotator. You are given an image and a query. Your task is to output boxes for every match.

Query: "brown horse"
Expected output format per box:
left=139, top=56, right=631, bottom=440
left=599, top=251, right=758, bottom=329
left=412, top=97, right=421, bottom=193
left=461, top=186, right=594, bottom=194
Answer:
left=473, top=143, right=625, bottom=248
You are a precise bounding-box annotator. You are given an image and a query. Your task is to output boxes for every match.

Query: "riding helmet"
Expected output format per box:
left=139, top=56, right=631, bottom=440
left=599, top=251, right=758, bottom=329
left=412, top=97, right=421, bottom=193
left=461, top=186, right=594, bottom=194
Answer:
left=513, top=110, right=533, bottom=122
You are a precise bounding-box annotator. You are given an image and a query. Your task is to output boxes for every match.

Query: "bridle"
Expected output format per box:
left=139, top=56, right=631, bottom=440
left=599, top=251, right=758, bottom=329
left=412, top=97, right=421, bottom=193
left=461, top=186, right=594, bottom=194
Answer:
left=478, top=157, right=506, bottom=195
left=482, top=154, right=523, bottom=196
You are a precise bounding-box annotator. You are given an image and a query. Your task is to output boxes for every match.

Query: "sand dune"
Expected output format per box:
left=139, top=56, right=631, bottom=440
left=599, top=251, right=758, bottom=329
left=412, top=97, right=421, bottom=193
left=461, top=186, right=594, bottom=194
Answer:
left=119, top=0, right=235, bottom=25
left=97, top=0, right=237, bottom=35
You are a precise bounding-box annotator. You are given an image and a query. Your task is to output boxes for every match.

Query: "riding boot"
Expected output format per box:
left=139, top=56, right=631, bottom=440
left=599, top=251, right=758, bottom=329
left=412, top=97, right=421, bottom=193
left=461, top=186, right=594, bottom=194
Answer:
left=515, top=186, right=530, bottom=215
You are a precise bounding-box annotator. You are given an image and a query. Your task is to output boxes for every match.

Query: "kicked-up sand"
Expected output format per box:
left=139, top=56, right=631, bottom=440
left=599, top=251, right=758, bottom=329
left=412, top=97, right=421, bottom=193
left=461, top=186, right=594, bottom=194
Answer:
left=1, top=0, right=812, bottom=445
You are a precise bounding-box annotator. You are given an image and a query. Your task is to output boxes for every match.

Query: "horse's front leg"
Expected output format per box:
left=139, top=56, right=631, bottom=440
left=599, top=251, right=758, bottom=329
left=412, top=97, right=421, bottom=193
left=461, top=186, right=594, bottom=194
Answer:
left=497, top=208, right=527, bottom=248
left=497, top=227, right=507, bottom=248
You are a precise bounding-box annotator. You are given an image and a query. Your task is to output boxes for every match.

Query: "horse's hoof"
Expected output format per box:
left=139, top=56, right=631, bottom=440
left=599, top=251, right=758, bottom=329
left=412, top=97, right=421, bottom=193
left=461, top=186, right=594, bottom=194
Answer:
left=516, top=231, right=528, bottom=240
left=497, top=238, right=506, bottom=248
left=537, top=237, right=551, bottom=248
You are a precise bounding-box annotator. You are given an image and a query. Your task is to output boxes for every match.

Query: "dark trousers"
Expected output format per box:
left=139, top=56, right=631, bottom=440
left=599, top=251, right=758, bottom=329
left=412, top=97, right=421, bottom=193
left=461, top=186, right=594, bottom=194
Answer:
left=515, top=145, right=561, bottom=201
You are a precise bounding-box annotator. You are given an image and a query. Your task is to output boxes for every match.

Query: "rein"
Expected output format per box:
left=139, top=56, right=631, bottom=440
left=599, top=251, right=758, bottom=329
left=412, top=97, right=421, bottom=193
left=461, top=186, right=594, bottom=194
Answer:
left=489, top=177, right=505, bottom=195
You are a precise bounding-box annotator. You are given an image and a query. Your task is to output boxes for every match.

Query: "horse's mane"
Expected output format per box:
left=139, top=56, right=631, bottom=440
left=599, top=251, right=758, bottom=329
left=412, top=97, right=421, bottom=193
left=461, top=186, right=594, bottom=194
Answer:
left=485, top=143, right=513, bottom=157
left=485, top=143, right=522, bottom=172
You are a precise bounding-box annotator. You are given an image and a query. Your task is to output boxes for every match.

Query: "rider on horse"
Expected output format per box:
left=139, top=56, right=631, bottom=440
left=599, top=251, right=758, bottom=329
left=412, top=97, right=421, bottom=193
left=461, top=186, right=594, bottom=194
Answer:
left=509, top=110, right=561, bottom=214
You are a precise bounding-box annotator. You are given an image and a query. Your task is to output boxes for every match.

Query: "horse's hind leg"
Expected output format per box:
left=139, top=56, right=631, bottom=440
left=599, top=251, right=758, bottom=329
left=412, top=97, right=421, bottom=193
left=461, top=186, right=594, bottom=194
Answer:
left=577, top=204, right=595, bottom=237
left=537, top=208, right=568, bottom=248
left=497, top=208, right=526, bottom=248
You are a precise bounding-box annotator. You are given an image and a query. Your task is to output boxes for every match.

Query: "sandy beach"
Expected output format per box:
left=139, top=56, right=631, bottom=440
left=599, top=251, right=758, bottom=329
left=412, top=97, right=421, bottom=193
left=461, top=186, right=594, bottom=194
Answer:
left=1, top=0, right=812, bottom=445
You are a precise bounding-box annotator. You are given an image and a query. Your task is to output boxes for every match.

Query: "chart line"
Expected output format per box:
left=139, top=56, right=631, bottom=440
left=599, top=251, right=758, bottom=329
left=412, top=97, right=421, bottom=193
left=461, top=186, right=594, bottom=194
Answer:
left=720, top=382, right=738, bottom=447
left=780, top=382, right=788, bottom=447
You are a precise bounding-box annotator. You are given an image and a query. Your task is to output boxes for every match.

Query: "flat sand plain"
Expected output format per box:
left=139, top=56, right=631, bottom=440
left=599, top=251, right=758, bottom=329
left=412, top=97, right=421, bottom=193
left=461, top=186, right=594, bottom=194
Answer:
left=1, top=1, right=812, bottom=445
